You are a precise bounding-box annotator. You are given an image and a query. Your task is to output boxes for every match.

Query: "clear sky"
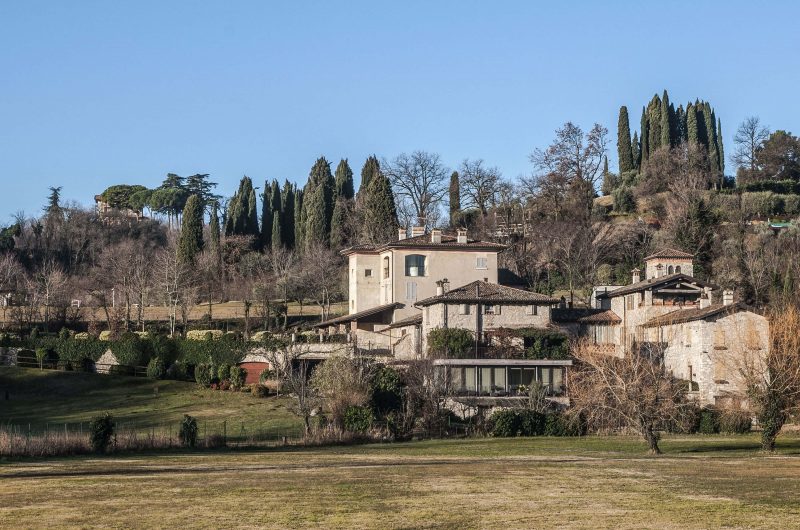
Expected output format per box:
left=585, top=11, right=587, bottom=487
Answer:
left=2, top=0, right=799, bottom=220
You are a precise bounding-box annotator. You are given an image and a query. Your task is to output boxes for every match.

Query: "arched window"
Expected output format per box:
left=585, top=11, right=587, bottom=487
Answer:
left=675, top=265, right=681, bottom=274
left=668, top=265, right=674, bottom=275
left=405, top=254, right=426, bottom=277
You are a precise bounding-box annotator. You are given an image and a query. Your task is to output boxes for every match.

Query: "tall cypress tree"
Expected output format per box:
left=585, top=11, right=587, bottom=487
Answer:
left=271, top=210, right=282, bottom=251
left=660, top=90, right=672, bottom=148
left=281, top=181, right=295, bottom=249
left=686, top=103, right=699, bottom=146
left=617, top=106, right=634, bottom=173
left=448, top=171, right=461, bottom=227
left=601, top=156, right=615, bottom=195
left=640, top=107, right=649, bottom=163
left=703, top=103, right=719, bottom=172
left=178, top=194, right=204, bottom=264
left=330, top=198, right=349, bottom=250
left=717, top=117, right=725, bottom=175
left=303, top=157, right=335, bottom=248
left=294, top=188, right=304, bottom=251
left=209, top=201, right=221, bottom=265
left=647, top=94, right=662, bottom=153
left=359, top=156, right=380, bottom=198
left=631, top=131, right=640, bottom=170
left=260, top=181, right=272, bottom=249
left=334, top=159, right=355, bottom=200
left=362, top=171, right=398, bottom=244
left=246, top=188, right=259, bottom=237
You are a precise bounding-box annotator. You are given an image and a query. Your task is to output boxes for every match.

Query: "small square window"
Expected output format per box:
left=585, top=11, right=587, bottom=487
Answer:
left=476, top=257, right=488, bottom=269
left=484, top=304, right=496, bottom=315
left=526, top=305, right=538, bottom=316
left=459, top=304, right=470, bottom=315
left=365, top=269, right=373, bottom=277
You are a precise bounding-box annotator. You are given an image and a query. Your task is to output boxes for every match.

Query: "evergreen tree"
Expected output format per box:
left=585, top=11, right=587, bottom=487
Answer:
left=334, top=159, right=355, bottom=200
left=246, top=188, right=259, bottom=237
left=660, top=90, right=672, bottom=148
left=703, top=103, right=719, bottom=172
left=448, top=171, right=461, bottom=227
left=303, top=157, right=335, bottom=248
left=330, top=198, right=349, bottom=249
left=294, top=188, right=304, bottom=250
left=359, top=155, right=381, bottom=197
left=601, top=157, right=616, bottom=195
left=717, top=117, right=725, bottom=175
left=631, top=131, right=641, bottom=170
left=686, top=103, right=699, bottom=146
left=647, top=94, right=662, bottom=154
left=184, top=173, right=220, bottom=210
left=209, top=201, right=221, bottom=261
left=260, top=181, right=272, bottom=249
left=362, top=171, right=398, bottom=243
left=281, top=181, right=295, bottom=249
left=226, top=176, right=258, bottom=237
left=271, top=210, right=282, bottom=251
left=178, top=194, right=204, bottom=264
left=640, top=107, right=649, bottom=163
left=675, top=104, right=687, bottom=143
left=617, top=106, right=634, bottom=173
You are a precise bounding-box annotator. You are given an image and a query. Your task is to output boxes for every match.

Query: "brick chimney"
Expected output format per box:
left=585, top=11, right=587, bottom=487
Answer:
left=457, top=229, right=468, bottom=244
left=411, top=226, right=425, bottom=238
left=398, top=228, right=407, bottom=240
left=631, top=268, right=641, bottom=285
left=723, top=289, right=734, bottom=306
left=430, top=229, right=442, bottom=244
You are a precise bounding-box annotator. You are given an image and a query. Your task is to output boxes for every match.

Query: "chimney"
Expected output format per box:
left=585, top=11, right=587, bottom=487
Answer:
left=723, top=289, right=734, bottom=306
left=631, top=268, right=641, bottom=285
left=699, top=288, right=711, bottom=309
left=398, top=228, right=407, bottom=241
left=411, top=226, right=425, bottom=238
left=430, top=229, right=442, bottom=244
left=457, top=229, right=468, bottom=244
left=435, top=278, right=449, bottom=296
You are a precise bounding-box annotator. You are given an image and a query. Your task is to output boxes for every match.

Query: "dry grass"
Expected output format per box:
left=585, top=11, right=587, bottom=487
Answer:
left=1, top=435, right=800, bottom=528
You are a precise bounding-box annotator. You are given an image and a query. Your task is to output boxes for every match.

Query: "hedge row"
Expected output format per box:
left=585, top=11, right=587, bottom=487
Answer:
left=490, top=409, right=584, bottom=437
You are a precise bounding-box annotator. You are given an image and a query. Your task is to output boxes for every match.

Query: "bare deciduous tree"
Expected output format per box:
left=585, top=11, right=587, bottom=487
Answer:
left=383, top=151, right=449, bottom=229
left=459, top=159, right=501, bottom=215
left=265, top=342, right=320, bottom=436
left=732, top=116, right=770, bottom=182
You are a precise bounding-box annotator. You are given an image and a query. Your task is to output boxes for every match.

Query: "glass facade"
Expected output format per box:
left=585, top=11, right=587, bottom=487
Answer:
left=445, top=364, right=567, bottom=396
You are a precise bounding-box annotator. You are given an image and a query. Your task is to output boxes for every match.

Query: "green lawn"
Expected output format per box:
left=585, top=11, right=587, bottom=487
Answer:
left=0, top=367, right=303, bottom=440
left=1, top=436, right=800, bottom=528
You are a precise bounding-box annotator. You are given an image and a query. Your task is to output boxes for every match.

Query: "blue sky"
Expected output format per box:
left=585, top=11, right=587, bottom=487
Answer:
left=2, top=1, right=799, bottom=220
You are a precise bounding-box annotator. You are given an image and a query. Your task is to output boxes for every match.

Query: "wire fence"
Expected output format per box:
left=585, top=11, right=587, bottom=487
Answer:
left=14, top=353, right=148, bottom=377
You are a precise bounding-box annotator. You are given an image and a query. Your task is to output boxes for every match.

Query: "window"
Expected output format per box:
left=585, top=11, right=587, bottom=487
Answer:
left=626, top=295, right=634, bottom=310
left=406, top=282, right=417, bottom=301
left=364, top=269, right=373, bottom=278
left=479, top=367, right=506, bottom=395
left=525, top=305, right=538, bottom=316
left=714, top=328, right=727, bottom=350
left=449, top=366, right=477, bottom=393
left=668, top=265, right=674, bottom=275
left=484, top=304, right=500, bottom=315
left=383, top=257, right=390, bottom=279
left=675, top=265, right=682, bottom=274
left=476, top=257, right=488, bottom=269
left=459, top=304, right=470, bottom=315
left=405, top=254, right=426, bottom=277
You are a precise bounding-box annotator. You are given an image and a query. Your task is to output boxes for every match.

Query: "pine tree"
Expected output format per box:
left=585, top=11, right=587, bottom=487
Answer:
left=660, top=91, right=672, bottom=148
left=271, top=210, right=282, bottom=251
left=335, top=159, right=355, bottom=200
left=281, top=181, right=295, bottom=249
left=631, top=131, right=641, bottom=170
left=178, top=194, right=204, bottom=264
left=362, top=171, right=398, bottom=243
left=359, top=156, right=381, bottom=197
left=449, top=171, right=461, bottom=227
left=617, top=106, right=634, bottom=173
left=640, top=107, right=649, bottom=163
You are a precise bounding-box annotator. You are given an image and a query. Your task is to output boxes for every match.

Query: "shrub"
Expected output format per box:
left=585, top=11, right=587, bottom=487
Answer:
left=166, top=361, right=188, bottom=380
left=217, top=363, right=231, bottom=382
left=58, top=328, right=71, bottom=340
left=544, top=412, right=583, bottom=437
left=185, top=329, right=224, bottom=341
left=698, top=408, right=720, bottom=434
left=251, top=384, right=269, bottom=398
left=229, top=365, right=247, bottom=390
left=90, top=413, right=115, bottom=454
left=146, top=357, right=165, bottom=379
left=343, top=405, right=374, bottom=433
left=35, top=348, right=48, bottom=369
left=518, top=409, right=546, bottom=436
left=179, top=415, right=198, bottom=448
left=195, top=363, right=213, bottom=387
left=205, top=434, right=226, bottom=449
left=370, top=366, right=403, bottom=415
left=718, top=409, right=752, bottom=434
left=73, top=332, right=90, bottom=340
left=491, top=409, right=522, bottom=437
left=612, top=185, right=636, bottom=213
left=427, top=328, right=474, bottom=358
left=259, top=368, right=274, bottom=385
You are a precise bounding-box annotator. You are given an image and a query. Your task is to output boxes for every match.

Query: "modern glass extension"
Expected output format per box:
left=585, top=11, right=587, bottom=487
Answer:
left=435, top=359, right=570, bottom=397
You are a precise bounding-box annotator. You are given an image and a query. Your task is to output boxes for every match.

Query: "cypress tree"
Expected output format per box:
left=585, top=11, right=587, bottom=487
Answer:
left=640, top=107, right=649, bottom=163
left=449, top=171, right=461, bottom=227
left=260, top=181, right=272, bottom=249
left=631, top=131, right=641, bottom=170
left=601, top=156, right=615, bottom=195
left=359, top=155, right=380, bottom=197
left=247, top=188, right=259, bottom=237
left=675, top=105, right=687, bottom=143
left=271, top=210, right=282, bottom=251
left=224, top=195, right=238, bottom=236
left=330, top=198, right=349, bottom=249
left=294, top=188, right=304, bottom=250
left=717, top=117, right=725, bottom=175
left=362, top=171, right=398, bottom=243
left=334, top=159, right=355, bottom=200
left=178, top=194, right=204, bottom=264
left=281, top=181, right=295, bottom=249
left=303, top=157, right=335, bottom=248
left=704, top=103, right=719, bottom=172
left=617, top=106, right=634, bottom=173
left=647, top=94, right=662, bottom=153
left=209, top=201, right=221, bottom=258
left=660, top=91, right=672, bottom=148
left=686, top=103, right=699, bottom=146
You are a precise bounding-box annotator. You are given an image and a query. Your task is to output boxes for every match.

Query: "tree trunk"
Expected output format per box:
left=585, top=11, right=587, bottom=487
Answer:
left=643, top=427, right=661, bottom=455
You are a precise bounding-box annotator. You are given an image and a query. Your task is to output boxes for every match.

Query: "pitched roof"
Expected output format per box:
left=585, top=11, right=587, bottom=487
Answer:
left=552, top=308, right=621, bottom=324
left=341, top=232, right=506, bottom=255
left=642, top=303, right=746, bottom=327
left=386, top=313, right=423, bottom=329
left=415, top=281, right=559, bottom=307
left=644, top=248, right=694, bottom=260
left=313, top=302, right=402, bottom=328
left=599, top=273, right=715, bottom=299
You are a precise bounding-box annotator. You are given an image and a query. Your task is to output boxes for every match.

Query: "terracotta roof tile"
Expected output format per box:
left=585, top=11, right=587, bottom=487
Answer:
left=415, top=281, right=559, bottom=307
left=642, top=303, right=745, bottom=327
left=644, top=248, right=694, bottom=260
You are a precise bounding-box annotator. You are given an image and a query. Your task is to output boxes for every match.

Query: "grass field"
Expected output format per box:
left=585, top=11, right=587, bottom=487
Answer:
left=0, top=367, right=303, bottom=440
left=1, top=435, right=800, bottom=528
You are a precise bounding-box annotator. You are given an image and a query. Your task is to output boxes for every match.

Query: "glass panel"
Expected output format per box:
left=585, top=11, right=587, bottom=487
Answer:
left=521, top=368, right=535, bottom=386
left=539, top=367, right=551, bottom=392
left=464, top=367, right=476, bottom=392
left=479, top=367, right=493, bottom=395
left=552, top=368, right=564, bottom=395
left=493, top=367, right=506, bottom=394
left=508, top=368, right=522, bottom=389
left=450, top=367, right=463, bottom=391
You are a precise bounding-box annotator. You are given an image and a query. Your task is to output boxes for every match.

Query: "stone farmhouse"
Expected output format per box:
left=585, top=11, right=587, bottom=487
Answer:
left=315, top=231, right=768, bottom=408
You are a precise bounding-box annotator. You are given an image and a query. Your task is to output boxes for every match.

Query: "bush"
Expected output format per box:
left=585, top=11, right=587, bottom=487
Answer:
left=427, top=328, right=474, bottom=358
left=343, top=405, right=374, bottom=433
left=698, top=408, right=720, bottom=434
left=612, top=185, right=636, bottom=213
left=58, top=328, right=71, bottom=340
left=544, top=412, right=583, bottom=436
left=491, top=409, right=522, bottom=437
left=518, top=409, right=546, bottom=436
left=90, top=413, right=115, bottom=454
left=251, top=384, right=269, bottom=398
left=217, top=363, right=231, bottom=382
left=185, top=329, right=224, bottom=341
left=370, top=366, right=402, bottom=415
left=146, top=357, right=165, bottom=379
left=229, top=365, right=247, bottom=390
left=166, top=361, right=188, bottom=380
left=259, top=368, right=274, bottom=385
left=718, top=409, right=752, bottom=434
left=195, top=363, right=213, bottom=387
left=205, top=434, right=226, bottom=449
left=179, top=415, right=198, bottom=448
